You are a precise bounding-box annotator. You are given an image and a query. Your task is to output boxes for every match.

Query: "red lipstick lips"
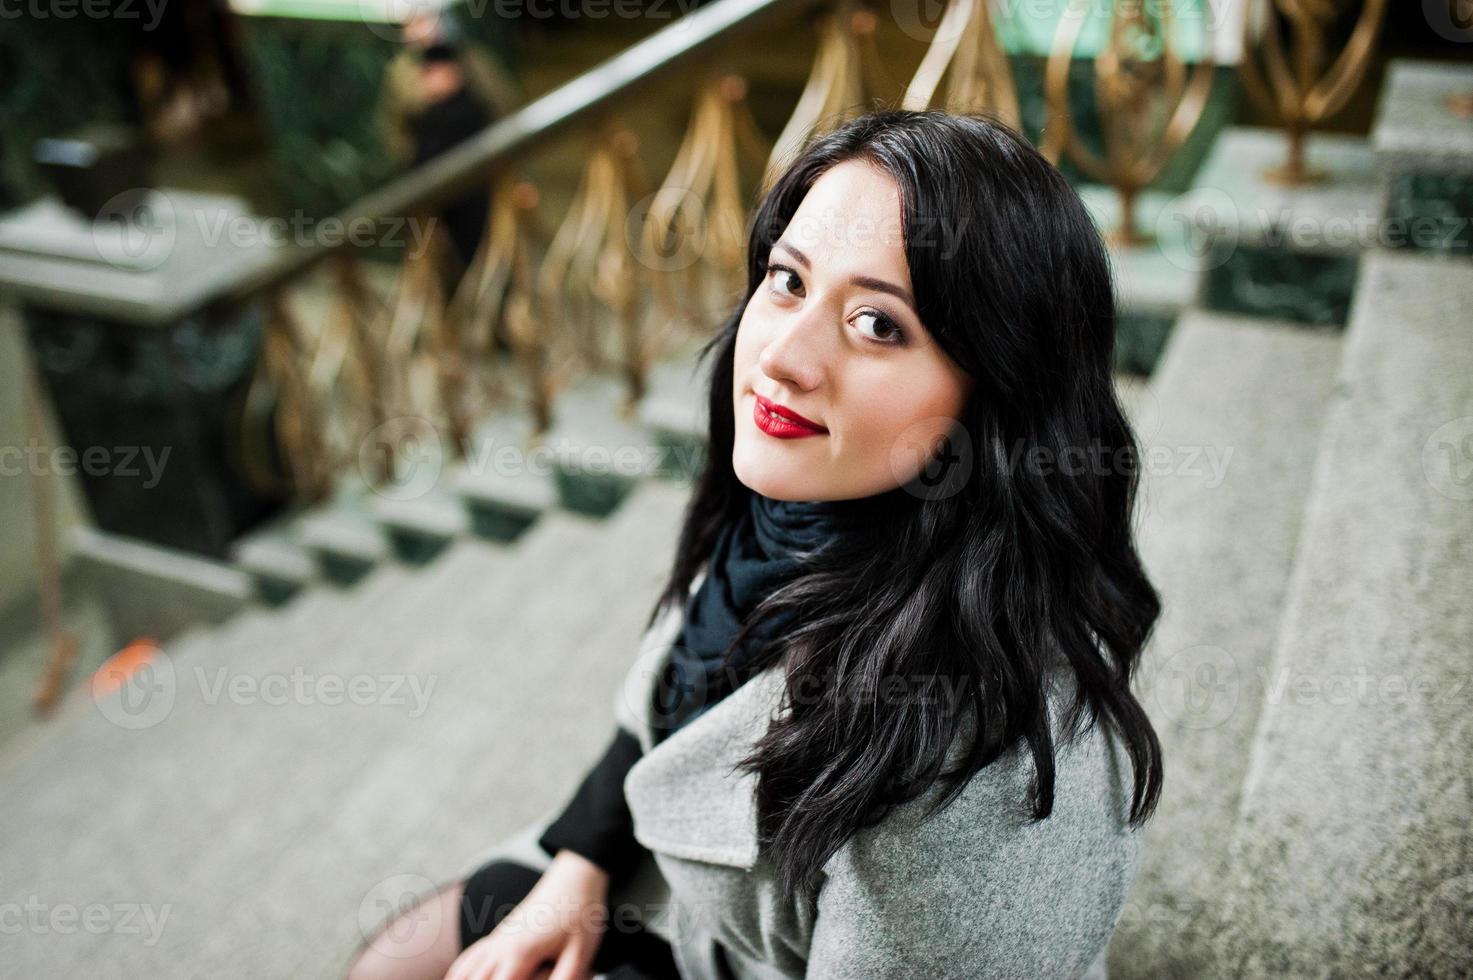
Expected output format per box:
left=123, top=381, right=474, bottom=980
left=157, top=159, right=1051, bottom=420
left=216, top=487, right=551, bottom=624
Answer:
left=753, top=394, right=828, bottom=439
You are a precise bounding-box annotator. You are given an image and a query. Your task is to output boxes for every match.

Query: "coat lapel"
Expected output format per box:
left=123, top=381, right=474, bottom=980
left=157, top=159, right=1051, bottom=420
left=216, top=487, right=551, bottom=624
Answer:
left=623, top=638, right=786, bottom=871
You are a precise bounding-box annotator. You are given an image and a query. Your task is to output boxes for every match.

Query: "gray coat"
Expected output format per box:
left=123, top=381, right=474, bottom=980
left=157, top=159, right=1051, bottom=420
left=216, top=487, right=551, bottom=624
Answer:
left=462, top=568, right=1144, bottom=979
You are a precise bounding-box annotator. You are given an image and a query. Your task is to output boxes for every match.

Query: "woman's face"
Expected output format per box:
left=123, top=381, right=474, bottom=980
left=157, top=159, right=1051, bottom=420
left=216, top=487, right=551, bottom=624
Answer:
left=732, top=159, right=974, bottom=502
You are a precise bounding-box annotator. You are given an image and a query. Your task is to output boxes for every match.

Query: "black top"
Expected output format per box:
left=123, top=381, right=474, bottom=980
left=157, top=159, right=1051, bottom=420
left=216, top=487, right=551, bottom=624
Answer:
left=537, top=724, right=646, bottom=886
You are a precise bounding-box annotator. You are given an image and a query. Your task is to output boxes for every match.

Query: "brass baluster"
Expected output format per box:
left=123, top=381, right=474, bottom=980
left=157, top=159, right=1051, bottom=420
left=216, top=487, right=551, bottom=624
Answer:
left=330, top=253, right=394, bottom=484
left=764, top=0, right=890, bottom=195
left=1239, top=0, right=1388, bottom=185
left=641, top=74, right=770, bottom=351
left=263, top=284, right=335, bottom=501
left=902, top=0, right=1020, bottom=130
left=23, top=360, right=79, bottom=717
left=537, top=121, right=655, bottom=420
left=1045, top=0, right=1215, bottom=247
left=447, top=178, right=558, bottom=435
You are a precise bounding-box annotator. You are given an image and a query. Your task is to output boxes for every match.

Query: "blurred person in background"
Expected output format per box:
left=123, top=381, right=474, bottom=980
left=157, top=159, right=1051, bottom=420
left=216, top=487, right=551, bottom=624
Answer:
left=377, top=11, right=522, bottom=287
left=378, top=8, right=522, bottom=164
left=407, top=41, right=495, bottom=273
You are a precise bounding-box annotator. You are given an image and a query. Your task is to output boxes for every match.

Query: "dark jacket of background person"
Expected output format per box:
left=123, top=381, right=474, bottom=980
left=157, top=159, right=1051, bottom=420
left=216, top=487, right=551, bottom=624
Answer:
left=408, top=77, right=493, bottom=270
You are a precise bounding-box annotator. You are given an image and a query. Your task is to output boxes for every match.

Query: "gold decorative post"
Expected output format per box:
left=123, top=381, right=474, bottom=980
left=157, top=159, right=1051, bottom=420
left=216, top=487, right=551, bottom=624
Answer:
left=1239, top=0, right=1388, bottom=186
left=902, top=0, right=1020, bottom=131
left=330, top=253, right=393, bottom=484
left=447, top=177, right=558, bottom=436
left=239, top=287, right=334, bottom=503
left=23, top=362, right=79, bottom=717
left=1044, top=0, right=1215, bottom=247
left=763, top=0, right=892, bottom=196
left=640, top=74, right=770, bottom=349
left=537, top=121, right=655, bottom=420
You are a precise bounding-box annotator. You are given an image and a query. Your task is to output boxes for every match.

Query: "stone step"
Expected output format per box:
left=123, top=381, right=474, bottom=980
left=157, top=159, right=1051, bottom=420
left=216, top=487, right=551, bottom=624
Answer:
left=636, top=338, right=714, bottom=481
left=228, top=512, right=319, bottom=606
left=1205, top=251, right=1473, bottom=976
left=541, top=372, right=665, bottom=516
left=1371, top=58, right=1473, bottom=261
left=67, top=526, right=253, bottom=641
left=1076, top=183, right=1196, bottom=376
left=295, top=479, right=395, bottom=587
left=160, top=492, right=675, bottom=976
left=192, top=480, right=697, bottom=980
left=1187, top=125, right=1377, bottom=326
left=366, top=479, right=472, bottom=565
left=0, top=552, right=430, bottom=794
left=450, top=402, right=559, bottom=542
left=1107, top=311, right=1344, bottom=978
left=0, top=499, right=630, bottom=977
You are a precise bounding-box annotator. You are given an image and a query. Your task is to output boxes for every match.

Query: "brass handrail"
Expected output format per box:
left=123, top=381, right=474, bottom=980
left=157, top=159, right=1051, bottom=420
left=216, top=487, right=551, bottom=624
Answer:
left=219, top=0, right=826, bottom=321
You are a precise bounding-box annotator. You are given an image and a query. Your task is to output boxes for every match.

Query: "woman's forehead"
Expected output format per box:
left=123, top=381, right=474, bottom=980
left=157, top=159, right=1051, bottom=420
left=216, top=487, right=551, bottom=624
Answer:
left=781, top=162, right=909, bottom=270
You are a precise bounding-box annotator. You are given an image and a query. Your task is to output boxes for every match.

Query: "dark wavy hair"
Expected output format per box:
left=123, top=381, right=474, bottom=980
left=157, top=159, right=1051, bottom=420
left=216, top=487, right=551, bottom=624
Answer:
left=646, top=108, right=1163, bottom=906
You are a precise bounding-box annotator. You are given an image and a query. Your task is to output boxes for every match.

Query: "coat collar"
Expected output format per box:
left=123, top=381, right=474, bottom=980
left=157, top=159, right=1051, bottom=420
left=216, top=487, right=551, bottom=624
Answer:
left=623, top=657, right=784, bottom=870
left=622, top=562, right=788, bottom=870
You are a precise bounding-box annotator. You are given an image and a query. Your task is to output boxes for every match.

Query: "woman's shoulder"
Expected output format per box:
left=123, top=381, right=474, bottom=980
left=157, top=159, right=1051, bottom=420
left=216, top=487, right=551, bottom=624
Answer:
left=813, top=666, right=1143, bottom=954
left=839, top=672, right=1139, bottom=860
left=809, top=671, right=1143, bottom=976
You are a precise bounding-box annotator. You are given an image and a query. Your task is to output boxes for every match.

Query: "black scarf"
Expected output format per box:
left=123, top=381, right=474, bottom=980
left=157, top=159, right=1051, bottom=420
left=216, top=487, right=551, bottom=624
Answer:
left=652, top=486, right=908, bottom=744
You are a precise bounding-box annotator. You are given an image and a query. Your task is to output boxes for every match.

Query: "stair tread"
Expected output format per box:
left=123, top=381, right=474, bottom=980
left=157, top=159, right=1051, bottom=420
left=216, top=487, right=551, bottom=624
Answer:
left=1114, top=309, right=1343, bottom=973
left=1207, top=251, right=1473, bottom=975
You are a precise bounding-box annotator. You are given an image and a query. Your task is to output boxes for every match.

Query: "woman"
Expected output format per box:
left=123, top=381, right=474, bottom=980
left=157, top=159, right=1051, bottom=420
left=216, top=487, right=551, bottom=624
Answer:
left=344, top=108, right=1162, bottom=980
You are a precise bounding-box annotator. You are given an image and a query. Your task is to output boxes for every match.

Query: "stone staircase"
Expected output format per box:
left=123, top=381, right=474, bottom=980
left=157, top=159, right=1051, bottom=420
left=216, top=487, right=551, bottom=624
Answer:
left=1204, top=251, right=1472, bottom=976
left=1102, top=59, right=1473, bottom=979
left=0, top=477, right=694, bottom=978
left=225, top=332, right=709, bottom=605
left=1108, top=255, right=1471, bottom=976
left=1111, top=309, right=1344, bottom=976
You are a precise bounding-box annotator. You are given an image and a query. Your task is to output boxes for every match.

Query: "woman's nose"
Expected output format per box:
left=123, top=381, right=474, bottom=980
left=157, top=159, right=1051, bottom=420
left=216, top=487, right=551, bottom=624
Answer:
left=757, top=306, right=829, bottom=392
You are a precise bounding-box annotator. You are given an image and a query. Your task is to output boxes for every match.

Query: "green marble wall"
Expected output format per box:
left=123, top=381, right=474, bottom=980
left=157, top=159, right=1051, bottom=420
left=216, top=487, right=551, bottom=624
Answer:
left=23, top=302, right=280, bottom=558
left=237, top=18, right=400, bottom=216
left=1202, top=246, right=1359, bottom=327
left=236, top=7, right=521, bottom=216
left=0, top=16, right=134, bottom=211
left=1385, top=171, right=1473, bottom=259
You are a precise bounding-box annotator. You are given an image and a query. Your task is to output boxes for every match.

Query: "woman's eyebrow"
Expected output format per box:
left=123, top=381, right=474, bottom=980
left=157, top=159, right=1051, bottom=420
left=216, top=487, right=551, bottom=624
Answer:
left=771, top=239, right=917, bottom=313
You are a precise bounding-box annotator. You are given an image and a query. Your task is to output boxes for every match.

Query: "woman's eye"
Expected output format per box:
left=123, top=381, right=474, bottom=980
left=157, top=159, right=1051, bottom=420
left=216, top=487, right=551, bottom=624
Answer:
left=853, top=310, right=904, bottom=345
left=765, top=263, right=905, bottom=346
left=768, top=264, right=803, bottom=298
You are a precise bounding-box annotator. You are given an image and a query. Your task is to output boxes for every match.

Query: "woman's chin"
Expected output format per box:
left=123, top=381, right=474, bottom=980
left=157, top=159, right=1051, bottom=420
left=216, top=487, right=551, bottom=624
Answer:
left=732, top=447, right=825, bottom=501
